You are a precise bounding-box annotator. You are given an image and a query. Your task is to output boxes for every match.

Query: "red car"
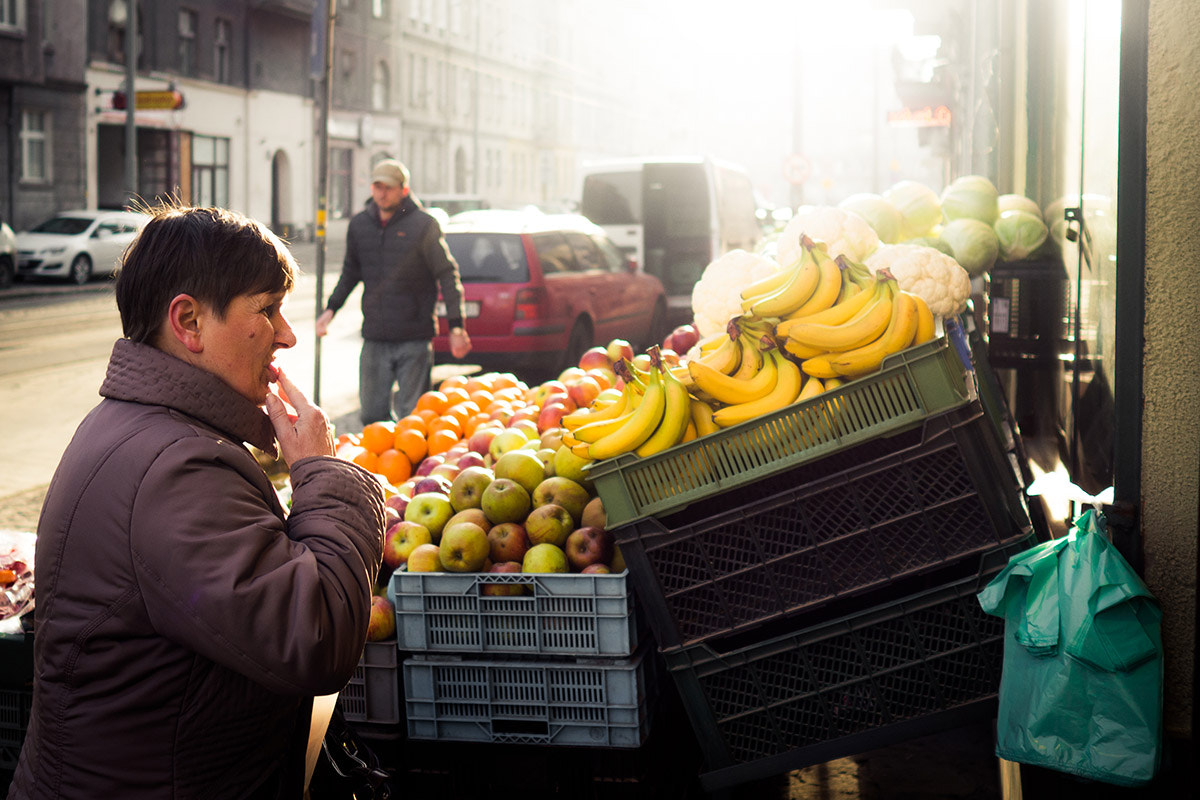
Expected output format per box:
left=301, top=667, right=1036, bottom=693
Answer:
left=433, top=210, right=668, bottom=375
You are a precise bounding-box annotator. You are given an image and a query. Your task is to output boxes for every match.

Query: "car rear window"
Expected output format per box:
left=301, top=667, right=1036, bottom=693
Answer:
left=30, top=217, right=93, bottom=235
left=445, top=233, right=529, bottom=283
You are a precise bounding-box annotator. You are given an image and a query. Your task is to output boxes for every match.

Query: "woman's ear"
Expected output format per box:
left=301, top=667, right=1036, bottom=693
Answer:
left=165, top=294, right=205, bottom=354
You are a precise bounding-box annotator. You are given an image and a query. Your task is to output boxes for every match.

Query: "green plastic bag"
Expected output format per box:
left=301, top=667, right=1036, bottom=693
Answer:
left=977, top=508, right=1162, bottom=786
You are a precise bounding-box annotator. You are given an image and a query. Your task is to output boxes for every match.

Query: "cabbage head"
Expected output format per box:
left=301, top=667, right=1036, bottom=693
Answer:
left=941, top=175, right=999, bottom=225
left=994, top=210, right=1049, bottom=261
left=883, top=180, right=942, bottom=240
left=940, top=218, right=999, bottom=277
left=908, top=235, right=954, bottom=257
left=997, top=193, right=1043, bottom=220
left=838, top=193, right=904, bottom=243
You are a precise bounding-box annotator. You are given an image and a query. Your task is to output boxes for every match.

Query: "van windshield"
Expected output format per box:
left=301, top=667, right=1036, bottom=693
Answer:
left=444, top=233, right=529, bottom=283
left=581, top=172, right=641, bottom=225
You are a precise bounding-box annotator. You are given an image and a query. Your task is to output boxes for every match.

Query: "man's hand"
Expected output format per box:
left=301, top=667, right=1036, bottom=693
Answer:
left=315, top=308, right=335, bottom=338
left=264, top=368, right=336, bottom=465
left=450, top=328, right=472, bottom=359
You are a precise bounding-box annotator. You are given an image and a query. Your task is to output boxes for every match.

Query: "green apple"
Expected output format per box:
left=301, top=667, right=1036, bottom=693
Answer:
left=480, top=478, right=532, bottom=525
left=552, top=445, right=593, bottom=488
left=383, top=520, right=432, bottom=569
left=493, top=450, right=545, bottom=495
left=405, top=492, right=455, bottom=540
left=445, top=507, right=492, bottom=534
left=449, top=466, right=495, bottom=512
left=581, top=496, right=606, bottom=530
left=406, top=542, right=444, bottom=572
left=488, top=427, right=531, bottom=461
left=532, top=476, right=590, bottom=525
left=522, top=542, right=568, bottom=574
left=439, top=521, right=491, bottom=572
left=524, top=503, right=574, bottom=548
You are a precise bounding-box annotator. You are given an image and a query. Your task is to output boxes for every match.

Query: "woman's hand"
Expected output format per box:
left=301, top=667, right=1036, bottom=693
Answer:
left=264, top=368, right=336, bottom=465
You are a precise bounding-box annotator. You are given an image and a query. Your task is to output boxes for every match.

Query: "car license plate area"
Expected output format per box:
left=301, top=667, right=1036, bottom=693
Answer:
left=436, top=301, right=480, bottom=318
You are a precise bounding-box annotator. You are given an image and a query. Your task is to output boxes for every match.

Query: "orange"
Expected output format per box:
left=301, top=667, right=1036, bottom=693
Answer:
left=426, top=427, right=459, bottom=457
left=442, top=386, right=471, bottom=407
left=464, top=412, right=491, bottom=436
left=468, top=389, right=495, bottom=408
left=359, top=421, right=396, bottom=455
left=396, top=413, right=428, bottom=437
left=415, top=408, right=439, bottom=426
left=415, top=390, right=450, bottom=416
left=492, top=373, right=521, bottom=391
left=463, top=376, right=493, bottom=396
left=335, top=432, right=361, bottom=449
left=377, top=449, right=412, bottom=484
left=428, top=415, right=464, bottom=440
left=394, top=427, right=427, bottom=465
left=350, top=448, right=381, bottom=475
left=439, top=374, right=469, bottom=393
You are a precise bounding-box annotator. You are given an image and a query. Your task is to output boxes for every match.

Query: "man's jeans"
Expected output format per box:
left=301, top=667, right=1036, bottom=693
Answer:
left=359, top=339, right=433, bottom=425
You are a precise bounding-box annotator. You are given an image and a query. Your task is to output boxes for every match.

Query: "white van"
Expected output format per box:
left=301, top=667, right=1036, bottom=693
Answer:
left=579, top=156, right=762, bottom=326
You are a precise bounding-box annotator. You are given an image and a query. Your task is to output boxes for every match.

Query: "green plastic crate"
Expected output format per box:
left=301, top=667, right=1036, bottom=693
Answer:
left=588, top=335, right=974, bottom=529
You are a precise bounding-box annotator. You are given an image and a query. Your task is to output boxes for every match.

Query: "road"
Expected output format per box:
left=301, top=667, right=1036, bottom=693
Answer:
left=0, top=239, right=365, bottom=502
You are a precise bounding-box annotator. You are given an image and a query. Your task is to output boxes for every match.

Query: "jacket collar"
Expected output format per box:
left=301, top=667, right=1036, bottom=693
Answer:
left=367, top=196, right=418, bottom=226
left=100, top=338, right=278, bottom=457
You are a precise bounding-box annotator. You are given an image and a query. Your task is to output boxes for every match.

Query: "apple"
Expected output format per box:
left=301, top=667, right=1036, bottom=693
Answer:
left=611, top=545, right=627, bottom=572
left=581, top=563, right=611, bottom=575
left=430, top=462, right=462, bottom=482
left=445, top=443, right=469, bottom=459
left=510, top=418, right=541, bottom=441
left=565, top=526, right=614, bottom=571
left=468, top=426, right=501, bottom=455
left=488, top=405, right=514, bottom=424
left=558, top=366, right=587, bottom=385
left=539, top=427, right=566, bottom=451
left=456, top=450, right=486, bottom=471
left=383, top=504, right=401, bottom=529
left=535, top=447, right=556, bottom=466
left=488, top=428, right=530, bottom=461
left=480, top=478, right=532, bottom=525
left=659, top=348, right=681, bottom=367
left=449, top=465, right=495, bottom=512
left=606, top=339, right=635, bottom=364
left=578, top=346, right=612, bottom=372
left=406, top=542, right=443, bottom=573
left=413, top=474, right=453, bottom=497
left=664, top=324, right=699, bottom=355
left=524, top=503, right=574, bottom=548
left=480, top=561, right=525, bottom=596
left=581, top=496, right=606, bottom=530
left=552, top=445, right=593, bottom=487
left=532, top=476, right=590, bottom=525
left=522, top=542, right=569, bottom=574
left=631, top=353, right=652, bottom=372
left=383, top=520, right=433, bottom=569
left=415, top=454, right=445, bottom=477
left=439, top=521, right=491, bottom=572
left=446, top=507, right=493, bottom=535
left=537, top=401, right=573, bottom=434
left=366, top=594, right=396, bottom=641
left=585, top=367, right=617, bottom=391
left=493, top=449, right=547, bottom=495
left=404, top=492, right=455, bottom=540
left=487, top=521, right=531, bottom=563
left=528, top=380, right=567, bottom=408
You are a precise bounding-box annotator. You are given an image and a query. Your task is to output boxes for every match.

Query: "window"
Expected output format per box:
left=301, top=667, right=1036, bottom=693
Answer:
left=565, top=233, right=604, bottom=273
left=214, top=18, right=232, bottom=83
left=531, top=233, right=574, bottom=276
left=106, top=0, right=143, bottom=66
left=191, top=135, right=229, bottom=208
left=178, top=9, right=196, bottom=76
left=372, top=60, right=389, bottom=111
left=19, top=110, right=50, bottom=183
left=330, top=147, right=353, bottom=219
left=0, top=0, right=23, bottom=30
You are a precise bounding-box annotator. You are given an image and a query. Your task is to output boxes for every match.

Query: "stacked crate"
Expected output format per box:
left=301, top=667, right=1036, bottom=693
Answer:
left=589, top=331, right=1044, bottom=791
left=388, top=568, right=659, bottom=748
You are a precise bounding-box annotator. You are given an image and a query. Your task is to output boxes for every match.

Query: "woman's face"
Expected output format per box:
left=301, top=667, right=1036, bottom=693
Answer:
left=199, top=290, right=296, bottom=405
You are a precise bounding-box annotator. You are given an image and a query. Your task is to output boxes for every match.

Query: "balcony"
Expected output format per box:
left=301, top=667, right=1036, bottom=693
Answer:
left=251, top=0, right=312, bottom=21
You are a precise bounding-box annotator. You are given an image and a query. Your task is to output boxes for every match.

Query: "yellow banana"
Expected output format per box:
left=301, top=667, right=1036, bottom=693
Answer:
left=787, top=245, right=843, bottom=318
left=747, top=243, right=821, bottom=317
left=839, top=254, right=876, bottom=288
left=798, top=375, right=824, bottom=401
left=730, top=333, right=765, bottom=380
left=688, top=339, right=779, bottom=405
left=695, top=332, right=741, bottom=375
left=696, top=331, right=730, bottom=354
left=587, top=361, right=667, bottom=460
left=738, top=265, right=793, bottom=307
left=799, top=354, right=839, bottom=379
left=712, top=350, right=803, bottom=428
left=689, top=397, right=719, bottom=437
left=836, top=280, right=862, bottom=304
left=913, top=294, right=936, bottom=344
left=681, top=420, right=697, bottom=443
left=635, top=365, right=692, bottom=457
left=561, top=388, right=627, bottom=430
left=824, top=377, right=845, bottom=390
left=828, top=290, right=920, bottom=378
left=571, top=396, right=644, bottom=443
left=784, top=280, right=896, bottom=353
left=777, top=273, right=885, bottom=335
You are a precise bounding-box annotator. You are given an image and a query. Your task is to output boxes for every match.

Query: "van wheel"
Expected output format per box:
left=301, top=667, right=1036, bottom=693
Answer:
left=69, top=254, right=92, bottom=285
left=0, top=256, right=12, bottom=290
left=646, top=300, right=669, bottom=350
left=561, top=320, right=593, bottom=374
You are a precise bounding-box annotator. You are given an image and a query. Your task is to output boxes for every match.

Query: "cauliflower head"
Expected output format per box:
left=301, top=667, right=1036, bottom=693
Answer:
left=690, top=249, right=781, bottom=338
left=777, top=205, right=880, bottom=266
left=864, top=243, right=971, bottom=317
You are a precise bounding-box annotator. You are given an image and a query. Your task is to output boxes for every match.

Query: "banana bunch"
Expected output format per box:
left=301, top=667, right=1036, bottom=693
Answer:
left=777, top=266, right=936, bottom=380
left=686, top=327, right=811, bottom=428
left=561, top=348, right=692, bottom=460
left=738, top=235, right=844, bottom=320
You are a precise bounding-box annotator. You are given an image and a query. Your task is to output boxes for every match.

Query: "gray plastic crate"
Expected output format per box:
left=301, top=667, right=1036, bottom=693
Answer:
left=338, top=641, right=400, bottom=725
left=389, top=570, right=638, bottom=657
left=404, top=643, right=658, bottom=748
left=0, top=688, right=31, bottom=771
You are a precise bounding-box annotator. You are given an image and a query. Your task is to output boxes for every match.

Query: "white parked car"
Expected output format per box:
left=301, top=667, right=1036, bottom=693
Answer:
left=0, top=219, right=15, bottom=289
left=16, top=209, right=150, bottom=285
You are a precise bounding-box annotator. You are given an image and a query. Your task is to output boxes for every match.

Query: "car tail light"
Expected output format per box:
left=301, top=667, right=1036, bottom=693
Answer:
left=514, top=287, right=546, bottom=320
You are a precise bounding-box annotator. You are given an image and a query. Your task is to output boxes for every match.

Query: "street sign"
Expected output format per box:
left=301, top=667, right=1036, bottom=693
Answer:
left=112, top=91, right=185, bottom=110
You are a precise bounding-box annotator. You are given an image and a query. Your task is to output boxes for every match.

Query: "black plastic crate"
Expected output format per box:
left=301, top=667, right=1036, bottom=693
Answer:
left=612, top=401, right=1030, bottom=651
left=985, top=257, right=1071, bottom=368
left=0, top=688, right=31, bottom=772
left=664, top=572, right=1005, bottom=792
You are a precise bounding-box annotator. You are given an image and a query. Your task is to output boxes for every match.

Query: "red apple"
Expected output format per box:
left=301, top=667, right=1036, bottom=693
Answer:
left=537, top=400, right=574, bottom=433
left=577, top=346, right=612, bottom=372
left=480, top=561, right=525, bottom=596
left=567, top=375, right=602, bottom=409
left=383, top=520, right=433, bottom=569
left=510, top=406, right=540, bottom=426
left=659, top=348, right=681, bottom=367
left=468, top=426, right=501, bottom=455
left=456, top=450, right=486, bottom=470
left=415, top=454, right=445, bottom=476
left=585, top=367, right=616, bottom=391
left=430, top=462, right=462, bottom=482
left=366, top=594, right=396, bottom=641
left=664, top=324, right=699, bottom=354
left=487, top=521, right=531, bottom=564
left=565, top=526, right=615, bottom=571
left=446, top=506, right=493, bottom=534
left=581, top=563, right=611, bottom=575
left=528, top=380, right=567, bottom=408
left=413, top=474, right=453, bottom=496
left=558, top=366, right=587, bottom=384
left=605, top=339, right=635, bottom=365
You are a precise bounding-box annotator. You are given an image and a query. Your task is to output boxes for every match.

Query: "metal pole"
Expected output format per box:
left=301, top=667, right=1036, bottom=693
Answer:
left=124, top=0, right=137, bottom=204
left=473, top=2, right=480, bottom=194
left=313, top=0, right=336, bottom=405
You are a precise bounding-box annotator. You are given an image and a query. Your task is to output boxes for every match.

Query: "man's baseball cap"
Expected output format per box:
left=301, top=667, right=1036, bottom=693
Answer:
left=371, top=159, right=409, bottom=188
